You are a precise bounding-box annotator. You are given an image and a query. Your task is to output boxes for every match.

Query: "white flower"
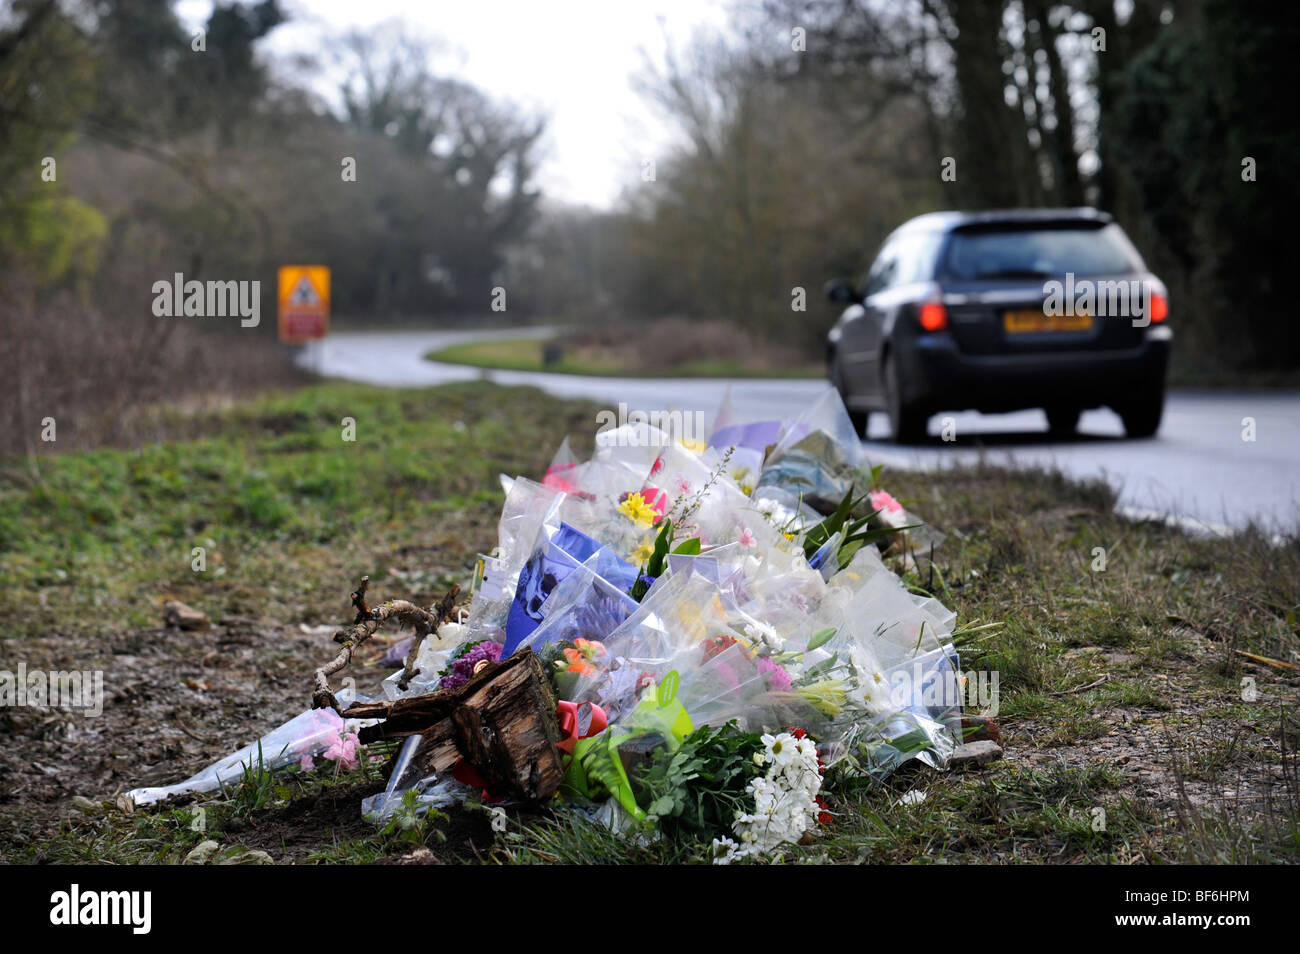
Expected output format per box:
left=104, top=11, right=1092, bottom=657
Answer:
left=749, top=775, right=779, bottom=814
left=761, top=732, right=798, bottom=770
left=711, top=837, right=743, bottom=865
left=729, top=733, right=825, bottom=860
left=848, top=647, right=893, bottom=714
left=754, top=497, right=805, bottom=532
left=794, top=736, right=819, bottom=764
left=745, top=620, right=785, bottom=654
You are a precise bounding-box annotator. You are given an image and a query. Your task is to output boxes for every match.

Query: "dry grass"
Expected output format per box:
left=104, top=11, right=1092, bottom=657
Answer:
left=0, top=274, right=303, bottom=459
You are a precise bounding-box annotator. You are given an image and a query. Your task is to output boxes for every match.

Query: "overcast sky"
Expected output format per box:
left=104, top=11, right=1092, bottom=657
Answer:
left=176, top=0, right=735, bottom=209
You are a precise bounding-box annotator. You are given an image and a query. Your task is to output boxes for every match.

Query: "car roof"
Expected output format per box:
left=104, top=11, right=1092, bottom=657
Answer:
left=896, top=208, right=1113, bottom=235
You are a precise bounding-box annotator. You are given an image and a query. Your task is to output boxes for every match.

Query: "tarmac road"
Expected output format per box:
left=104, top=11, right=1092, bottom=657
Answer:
left=303, top=329, right=1300, bottom=533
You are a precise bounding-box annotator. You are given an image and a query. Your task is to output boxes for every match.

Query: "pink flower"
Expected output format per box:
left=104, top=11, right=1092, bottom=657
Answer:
left=299, top=753, right=315, bottom=772
left=640, top=486, right=670, bottom=516
left=323, top=731, right=361, bottom=771
left=675, top=475, right=691, bottom=494
left=758, top=656, right=793, bottom=692
left=869, top=490, right=903, bottom=514
left=738, top=527, right=757, bottom=548
left=543, top=464, right=577, bottom=494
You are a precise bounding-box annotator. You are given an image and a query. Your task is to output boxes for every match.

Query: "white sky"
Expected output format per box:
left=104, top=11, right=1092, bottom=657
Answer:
left=177, top=0, right=735, bottom=209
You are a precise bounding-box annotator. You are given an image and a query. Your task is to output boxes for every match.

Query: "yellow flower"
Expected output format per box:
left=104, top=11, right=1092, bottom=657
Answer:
left=631, top=540, right=655, bottom=564
left=679, top=438, right=707, bottom=454
left=617, top=492, right=658, bottom=527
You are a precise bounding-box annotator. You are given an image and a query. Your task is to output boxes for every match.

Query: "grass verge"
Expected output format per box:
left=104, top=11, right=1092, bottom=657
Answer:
left=426, top=336, right=823, bottom=379
left=2, top=381, right=1297, bottom=864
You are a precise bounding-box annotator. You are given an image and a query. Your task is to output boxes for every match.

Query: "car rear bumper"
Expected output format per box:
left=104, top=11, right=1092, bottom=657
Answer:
left=900, top=328, right=1171, bottom=412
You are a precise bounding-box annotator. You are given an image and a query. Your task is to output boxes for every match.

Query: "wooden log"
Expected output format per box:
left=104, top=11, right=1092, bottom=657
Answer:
left=452, top=651, right=564, bottom=799
left=345, top=648, right=564, bottom=801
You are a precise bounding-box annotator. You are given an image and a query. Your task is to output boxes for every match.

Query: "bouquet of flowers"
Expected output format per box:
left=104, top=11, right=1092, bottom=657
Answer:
left=130, top=387, right=968, bottom=863
left=444, top=386, right=965, bottom=856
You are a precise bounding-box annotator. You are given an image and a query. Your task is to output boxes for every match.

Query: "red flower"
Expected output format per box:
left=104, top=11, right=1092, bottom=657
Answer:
left=702, top=634, right=740, bottom=662
left=815, top=795, right=833, bottom=825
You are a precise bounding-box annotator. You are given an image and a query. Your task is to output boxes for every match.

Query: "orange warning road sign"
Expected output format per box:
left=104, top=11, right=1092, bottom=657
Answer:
left=278, top=266, right=330, bottom=343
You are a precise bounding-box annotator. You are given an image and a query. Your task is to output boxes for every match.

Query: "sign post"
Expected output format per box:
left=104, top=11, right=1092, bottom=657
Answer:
left=277, top=265, right=330, bottom=344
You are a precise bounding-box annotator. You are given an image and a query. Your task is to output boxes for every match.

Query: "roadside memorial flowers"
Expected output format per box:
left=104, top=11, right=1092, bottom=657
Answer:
left=129, top=387, right=967, bottom=863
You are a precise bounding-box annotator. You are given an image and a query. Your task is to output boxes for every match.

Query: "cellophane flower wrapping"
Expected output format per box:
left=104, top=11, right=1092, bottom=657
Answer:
left=128, top=386, right=971, bottom=856
left=422, top=389, right=965, bottom=841
left=449, top=388, right=968, bottom=828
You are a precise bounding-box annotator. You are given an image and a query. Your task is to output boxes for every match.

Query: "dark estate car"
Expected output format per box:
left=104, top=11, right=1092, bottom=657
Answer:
left=825, top=208, right=1172, bottom=443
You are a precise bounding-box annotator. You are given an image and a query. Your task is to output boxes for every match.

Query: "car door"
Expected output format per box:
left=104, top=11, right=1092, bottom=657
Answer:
left=839, top=237, right=899, bottom=401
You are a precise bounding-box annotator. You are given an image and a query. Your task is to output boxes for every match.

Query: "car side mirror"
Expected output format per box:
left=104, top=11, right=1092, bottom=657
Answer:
left=824, top=279, right=860, bottom=305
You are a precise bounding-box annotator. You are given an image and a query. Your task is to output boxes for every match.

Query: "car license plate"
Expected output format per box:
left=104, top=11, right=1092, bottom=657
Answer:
left=1003, top=309, right=1093, bottom=333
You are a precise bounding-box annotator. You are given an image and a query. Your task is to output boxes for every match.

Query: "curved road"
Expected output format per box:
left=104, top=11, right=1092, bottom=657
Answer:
left=303, top=329, right=1300, bottom=533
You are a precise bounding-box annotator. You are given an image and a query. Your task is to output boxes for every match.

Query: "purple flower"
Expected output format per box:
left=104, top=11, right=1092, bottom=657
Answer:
left=440, top=641, right=504, bottom=691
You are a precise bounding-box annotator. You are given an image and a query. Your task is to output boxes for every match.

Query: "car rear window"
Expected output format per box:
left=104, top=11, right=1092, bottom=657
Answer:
left=939, top=223, right=1142, bottom=280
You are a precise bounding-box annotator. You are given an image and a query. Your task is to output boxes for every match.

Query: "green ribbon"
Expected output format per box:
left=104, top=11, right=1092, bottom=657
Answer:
left=560, top=677, right=695, bottom=819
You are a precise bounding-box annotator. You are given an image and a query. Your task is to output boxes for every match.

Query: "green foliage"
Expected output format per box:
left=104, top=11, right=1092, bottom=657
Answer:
left=638, top=721, right=764, bottom=840
left=630, top=518, right=675, bottom=601
left=1111, top=0, right=1300, bottom=369
left=500, top=811, right=709, bottom=865
left=805, top=626, right=836, bottom=652
left=672, top=535, right=702, bottom=556
left=801, top=483, right=911, bottom=571
left=0, top=193, right=106, bottom=288
left=224, top=743, right=281, bottom=819
left=379, top=789, right=448, bottom=847
left=0, top=381, right=600, bottom=639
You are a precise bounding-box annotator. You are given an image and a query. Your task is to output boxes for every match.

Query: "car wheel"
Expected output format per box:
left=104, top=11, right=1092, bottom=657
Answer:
left=1117, top=389, right=1164, bottom=439
left=846, top=407, right=869, bottom=439
left=830, top=353, right=870, bottom=438
left=1045, top=406, right=1081, bottom=438
left=884, top=353, right=927, bottom=444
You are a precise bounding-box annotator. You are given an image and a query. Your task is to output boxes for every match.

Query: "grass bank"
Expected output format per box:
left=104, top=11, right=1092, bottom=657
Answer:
left=2, top=381, right=1297, bottom=864
left=426, top=337, right=823, bottom=379
left=426, top=319, right=824, bottom=379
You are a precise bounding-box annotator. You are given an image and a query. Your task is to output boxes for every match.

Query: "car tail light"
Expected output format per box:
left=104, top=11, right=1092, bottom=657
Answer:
left=919, top=302, right=948, bottom=332
left=1150, top=293, right=1168, bottom=323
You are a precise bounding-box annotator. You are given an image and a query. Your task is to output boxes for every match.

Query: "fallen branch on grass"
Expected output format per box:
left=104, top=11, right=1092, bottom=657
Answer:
left=397, top=584, right=462, bottom=692
left=1235, top=649, right=1299, bottom=671
left=1049, top=674, right=1110, bottom=696
left=310, top=576, right=461, bottom=711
